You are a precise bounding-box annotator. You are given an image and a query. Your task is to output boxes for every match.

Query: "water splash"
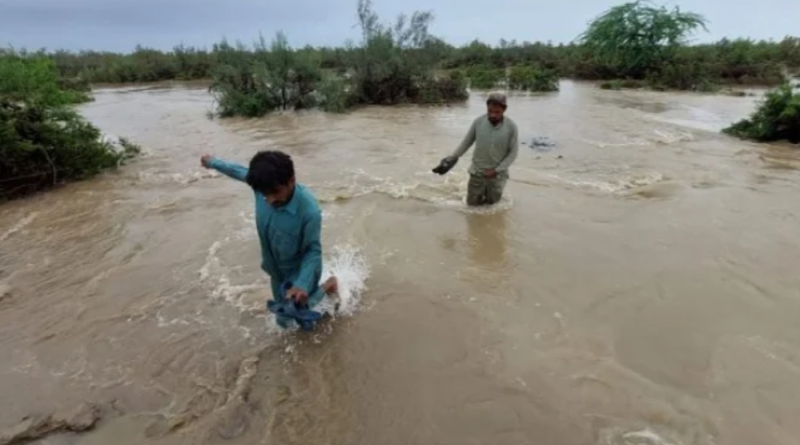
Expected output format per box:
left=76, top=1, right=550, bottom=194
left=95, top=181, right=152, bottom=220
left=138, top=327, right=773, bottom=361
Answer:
left=317, top=243, right=370, bottom=316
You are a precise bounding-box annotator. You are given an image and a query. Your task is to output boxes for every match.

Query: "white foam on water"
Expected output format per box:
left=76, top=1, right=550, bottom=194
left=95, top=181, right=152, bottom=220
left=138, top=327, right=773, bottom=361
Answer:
left=621, top=429, right=679, bottom=445
left=0, top=212, right=39, bottom=242
left=312, top=170, right=518, bottom=214
left=198, top=240, right=224, bottom=282
left=598, top=426, right=700, bottom=445
left=211, top=278, right=266, bottom=311
left=137, top=169, right=218, bottom=185
left=653, top=129, right=694, bottom=145
left=536, top=171, right=666, bottom=194
left=197, top=234, right=370, bottom=333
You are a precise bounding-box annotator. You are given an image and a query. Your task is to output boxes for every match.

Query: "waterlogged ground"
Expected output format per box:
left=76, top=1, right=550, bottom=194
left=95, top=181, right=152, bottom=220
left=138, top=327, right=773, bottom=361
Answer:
left=1, top=81, right=800, bottom=445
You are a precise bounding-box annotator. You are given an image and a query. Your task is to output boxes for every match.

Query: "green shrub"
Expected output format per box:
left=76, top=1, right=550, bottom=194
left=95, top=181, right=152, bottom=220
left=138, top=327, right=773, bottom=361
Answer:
left=208, top=33, right=324, bottom=117
left=317, top=73, right=355, bottom=113
left=0, top=53, right=91, bottom=105
left=0, top=52, right=140, bottom=200
left=466, top=66, right=505, bottom=90
left=347, top=0, right=467, bottom=106
left=415, top=74, right=470, bottom=103
left=722, top=84, right=800, bottom=143
left=508, top=66, right=559, bottom=92
left=0, top=100, right=141, bottom=200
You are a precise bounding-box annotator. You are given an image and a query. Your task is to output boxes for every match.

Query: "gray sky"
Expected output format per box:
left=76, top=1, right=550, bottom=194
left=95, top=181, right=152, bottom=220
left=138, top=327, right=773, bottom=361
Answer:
left=1, top=0, right=798, bottom=52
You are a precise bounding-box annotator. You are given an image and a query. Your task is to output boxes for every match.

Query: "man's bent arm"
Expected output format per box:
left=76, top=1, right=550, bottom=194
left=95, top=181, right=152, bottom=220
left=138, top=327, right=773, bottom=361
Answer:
left=450, top=119, right=478, bottom=159
left=208, top=157, right=248, bottom=182
left=495, top=125, right=519, bottom=173
left=294, top=212, right=323, bottom=295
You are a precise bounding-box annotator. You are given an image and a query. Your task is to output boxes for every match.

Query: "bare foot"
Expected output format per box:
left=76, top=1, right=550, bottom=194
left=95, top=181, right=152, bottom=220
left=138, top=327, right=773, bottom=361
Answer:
left=321, top=276, right=338, bottom=295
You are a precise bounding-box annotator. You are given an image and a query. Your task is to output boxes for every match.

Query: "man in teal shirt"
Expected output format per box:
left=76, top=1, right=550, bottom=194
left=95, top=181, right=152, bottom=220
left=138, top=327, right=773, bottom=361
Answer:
left=200, top=150, right=337, bottom=329
left=438, top=92, right=519, bottom=206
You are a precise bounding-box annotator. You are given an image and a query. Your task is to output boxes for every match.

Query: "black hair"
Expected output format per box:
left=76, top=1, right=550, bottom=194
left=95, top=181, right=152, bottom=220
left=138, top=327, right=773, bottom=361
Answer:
left=246, top=150, right=295, bottom=194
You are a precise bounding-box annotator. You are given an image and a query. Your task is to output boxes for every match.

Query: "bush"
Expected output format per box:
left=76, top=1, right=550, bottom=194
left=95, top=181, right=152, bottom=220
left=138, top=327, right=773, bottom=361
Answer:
left=208, top=1, right=469, bottom=117
left=599, top=79, right=648, bottom=90
left=645, top=60, right=718, bottom=92
left=0, top=100, right=141, bottom=200
left=722, top=84, right=800, bottom=143
left=466, top=66, right=505, bottom=90
left=414, top=74, right=470, bottom=103
left=208, top=33, right=324, bottom=117
left=508, top=66, right=559, bottom=92
left=347, top=0, right=468, bottom=106
left=0, top=52, right=140, bottom=200
left=316, top=73, right=355, bottom=113
left=0, top=53, right=92, bottom=105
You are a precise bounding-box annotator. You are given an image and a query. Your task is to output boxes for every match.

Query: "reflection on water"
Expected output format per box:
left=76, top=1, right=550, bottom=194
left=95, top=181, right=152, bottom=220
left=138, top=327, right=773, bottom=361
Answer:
left=1, top=81, right=799, bottom=445
left=466, top=210, right=508, bottom=270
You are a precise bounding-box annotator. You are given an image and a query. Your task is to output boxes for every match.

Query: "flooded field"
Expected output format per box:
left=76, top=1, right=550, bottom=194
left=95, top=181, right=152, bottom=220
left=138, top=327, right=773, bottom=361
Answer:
left=1, top=81, right=799, bottom=445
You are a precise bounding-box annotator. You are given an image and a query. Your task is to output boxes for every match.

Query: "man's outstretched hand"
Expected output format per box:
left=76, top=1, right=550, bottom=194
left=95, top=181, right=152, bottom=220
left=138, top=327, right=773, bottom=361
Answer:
left=200, top=154, right=214, bottom=168
left=286, top=287, right=309, bottom=305
left=432, top=156, right=458, bottom=175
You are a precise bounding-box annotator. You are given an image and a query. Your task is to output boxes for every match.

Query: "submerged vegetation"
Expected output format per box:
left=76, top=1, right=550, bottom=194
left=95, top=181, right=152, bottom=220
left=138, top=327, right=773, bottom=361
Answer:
left=0, top=54, right=140, bottom=201
left=723, top=84, right=800, bottom=143
left=209, top=0, right=471, bottom=117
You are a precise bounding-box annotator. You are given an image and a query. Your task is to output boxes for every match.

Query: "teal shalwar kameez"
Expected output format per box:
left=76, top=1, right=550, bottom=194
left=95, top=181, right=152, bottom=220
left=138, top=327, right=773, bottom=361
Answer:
left=207, top=157, right=325, bottom=327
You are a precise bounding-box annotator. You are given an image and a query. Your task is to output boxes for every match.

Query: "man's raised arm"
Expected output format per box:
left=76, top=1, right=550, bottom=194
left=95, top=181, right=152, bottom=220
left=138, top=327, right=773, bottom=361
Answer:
left=201, top=154, right=248, bottom=182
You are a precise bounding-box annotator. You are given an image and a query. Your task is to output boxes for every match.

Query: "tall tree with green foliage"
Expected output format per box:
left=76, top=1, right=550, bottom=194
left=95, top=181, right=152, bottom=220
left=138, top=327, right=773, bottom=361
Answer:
left=577, top=1, right=708, bottom=80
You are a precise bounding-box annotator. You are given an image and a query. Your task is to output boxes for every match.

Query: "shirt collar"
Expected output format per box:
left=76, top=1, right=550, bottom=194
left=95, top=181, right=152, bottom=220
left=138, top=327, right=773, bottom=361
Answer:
left=281, top=184, right=300, bottom=215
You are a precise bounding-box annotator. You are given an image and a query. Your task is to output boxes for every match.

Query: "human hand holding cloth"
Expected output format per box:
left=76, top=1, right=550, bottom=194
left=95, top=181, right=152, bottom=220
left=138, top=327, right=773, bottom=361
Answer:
left=286, top=286, right=309, bottom=305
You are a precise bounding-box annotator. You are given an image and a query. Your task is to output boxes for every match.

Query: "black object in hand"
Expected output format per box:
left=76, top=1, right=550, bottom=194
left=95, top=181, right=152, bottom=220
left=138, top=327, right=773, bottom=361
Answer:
left=432, top=157, right=458, bottom=175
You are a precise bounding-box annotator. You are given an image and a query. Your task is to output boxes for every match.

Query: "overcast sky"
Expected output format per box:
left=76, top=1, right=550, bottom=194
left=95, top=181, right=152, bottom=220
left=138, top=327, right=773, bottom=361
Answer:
left=1, top=0, right=798, bottom=52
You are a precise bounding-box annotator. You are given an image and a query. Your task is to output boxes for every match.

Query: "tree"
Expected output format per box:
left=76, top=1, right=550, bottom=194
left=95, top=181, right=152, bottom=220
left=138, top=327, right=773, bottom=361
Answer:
left=577, top=1, right=708, bottom=79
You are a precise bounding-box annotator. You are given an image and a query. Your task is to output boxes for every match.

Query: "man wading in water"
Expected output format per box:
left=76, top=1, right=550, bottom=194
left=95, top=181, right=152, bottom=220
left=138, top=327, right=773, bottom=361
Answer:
left=201, top=150, right=338, bottom=329
left=433, top=92, right=519, bottom=206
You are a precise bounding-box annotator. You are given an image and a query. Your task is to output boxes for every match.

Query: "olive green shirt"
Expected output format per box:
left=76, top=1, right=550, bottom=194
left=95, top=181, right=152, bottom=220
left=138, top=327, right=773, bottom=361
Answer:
left=451, top=115, right=519, bottom=175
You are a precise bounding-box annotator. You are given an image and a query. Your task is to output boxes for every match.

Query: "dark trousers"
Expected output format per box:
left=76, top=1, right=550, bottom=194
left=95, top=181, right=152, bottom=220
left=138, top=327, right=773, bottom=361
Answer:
left=467, top=173, right=508, bottom=206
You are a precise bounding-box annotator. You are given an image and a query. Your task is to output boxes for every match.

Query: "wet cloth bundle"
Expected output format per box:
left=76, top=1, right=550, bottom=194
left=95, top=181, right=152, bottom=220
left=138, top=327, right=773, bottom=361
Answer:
left=432, top=156, right=458, bottom=175
left=266, top=281, right=323, bottom=331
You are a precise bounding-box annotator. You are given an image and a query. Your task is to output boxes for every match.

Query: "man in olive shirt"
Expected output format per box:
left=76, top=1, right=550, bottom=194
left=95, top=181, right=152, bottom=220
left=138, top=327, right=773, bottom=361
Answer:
left=445, top=92, right=519, bottom=206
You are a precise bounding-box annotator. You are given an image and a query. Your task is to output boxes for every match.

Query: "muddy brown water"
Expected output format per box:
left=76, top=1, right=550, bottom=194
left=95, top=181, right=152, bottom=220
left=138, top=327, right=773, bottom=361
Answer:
left=1, top=81, right=800, bottom=445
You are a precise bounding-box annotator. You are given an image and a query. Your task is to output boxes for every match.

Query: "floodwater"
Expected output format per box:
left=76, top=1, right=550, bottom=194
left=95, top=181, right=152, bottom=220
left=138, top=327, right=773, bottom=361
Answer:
left=1, top=81, right=800, bottom=445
